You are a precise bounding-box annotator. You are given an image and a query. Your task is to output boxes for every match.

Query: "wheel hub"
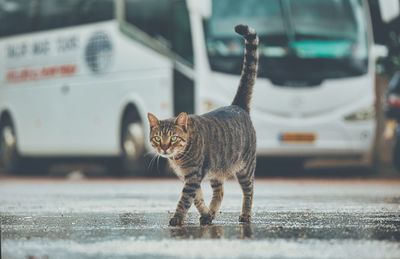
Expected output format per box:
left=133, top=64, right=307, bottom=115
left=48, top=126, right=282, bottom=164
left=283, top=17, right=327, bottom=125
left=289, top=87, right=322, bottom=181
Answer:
left=0, top=126, right=16, bottom=167
left=123, top=122, right=144, bottom=160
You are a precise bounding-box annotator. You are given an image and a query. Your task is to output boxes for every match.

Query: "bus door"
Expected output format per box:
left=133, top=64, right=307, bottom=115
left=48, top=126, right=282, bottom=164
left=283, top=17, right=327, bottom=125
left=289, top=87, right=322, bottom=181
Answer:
left=121, top=0, right=195, bottom=117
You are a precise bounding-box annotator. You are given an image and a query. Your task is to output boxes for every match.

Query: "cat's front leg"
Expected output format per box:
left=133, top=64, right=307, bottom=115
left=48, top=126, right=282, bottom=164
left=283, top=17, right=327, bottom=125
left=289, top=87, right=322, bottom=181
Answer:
left=194, top=188, right=214, bottom=225
left=169, top=181, right=201, bottom=226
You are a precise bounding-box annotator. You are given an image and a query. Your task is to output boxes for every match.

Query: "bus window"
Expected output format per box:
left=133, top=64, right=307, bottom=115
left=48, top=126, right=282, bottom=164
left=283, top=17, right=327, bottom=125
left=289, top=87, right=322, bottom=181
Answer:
left=0, top=0, right=114, bottom=37
left=125, top=0, right=193, bottom=65
left=77, top=0, right=114, bottom=24
left=0, top=0, right=34, bottom=37
left=36, top=0, right=114, bottom=31
left=288, top=0, right=357, bottom=41
left=35, top=0, right=80, bottom=31
left=204, top=0, right=368, bottom=85
left=171, top=0, right=194, bottom=65
left=125, top=0, right=173, bottom=47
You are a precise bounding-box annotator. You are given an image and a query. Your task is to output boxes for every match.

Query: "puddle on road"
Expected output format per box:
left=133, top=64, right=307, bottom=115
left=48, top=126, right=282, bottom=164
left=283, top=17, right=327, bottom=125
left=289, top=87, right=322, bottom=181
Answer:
left=2, top=211, right=400, bottom=241
left=2, top=211, right=400, bottom=259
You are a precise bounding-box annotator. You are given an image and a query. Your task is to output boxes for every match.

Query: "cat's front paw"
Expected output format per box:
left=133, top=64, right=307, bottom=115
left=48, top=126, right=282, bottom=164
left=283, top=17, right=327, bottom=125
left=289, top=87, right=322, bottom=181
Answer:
left=239, top=214, right=251, bottom=223
left=169, top=215, right=184, bottom=226
left=199, top=213, right=214, bottom=225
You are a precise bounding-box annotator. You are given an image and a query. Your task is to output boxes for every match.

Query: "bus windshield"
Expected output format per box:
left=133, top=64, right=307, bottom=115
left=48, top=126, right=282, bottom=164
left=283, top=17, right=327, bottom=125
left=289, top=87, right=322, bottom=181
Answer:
left=204, top=0, right=369, bottom=85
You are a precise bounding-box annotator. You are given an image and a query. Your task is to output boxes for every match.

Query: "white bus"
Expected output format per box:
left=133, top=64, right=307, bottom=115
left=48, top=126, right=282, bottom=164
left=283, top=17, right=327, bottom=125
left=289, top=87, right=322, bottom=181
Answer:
left=198, top=0, right=383, bottom=169
left=0, top=0, right=197, bottom=175
left=0, top=0, right=384, bottom=175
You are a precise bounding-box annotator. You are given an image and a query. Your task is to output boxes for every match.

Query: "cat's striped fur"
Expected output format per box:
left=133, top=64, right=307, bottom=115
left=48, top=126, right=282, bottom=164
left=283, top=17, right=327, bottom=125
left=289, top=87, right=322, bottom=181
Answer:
left=147, top=24, right=259, bottom=225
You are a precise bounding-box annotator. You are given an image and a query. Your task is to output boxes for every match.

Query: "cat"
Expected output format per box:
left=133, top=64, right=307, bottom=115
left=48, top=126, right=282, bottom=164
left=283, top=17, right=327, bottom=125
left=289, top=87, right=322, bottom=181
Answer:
left=147, top=24, right=259, bottom=226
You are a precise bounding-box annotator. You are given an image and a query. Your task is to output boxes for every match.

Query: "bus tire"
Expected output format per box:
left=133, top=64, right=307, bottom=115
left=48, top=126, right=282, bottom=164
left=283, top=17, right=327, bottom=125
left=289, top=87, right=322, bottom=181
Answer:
left=0, top=118, right=22, bottom=174
left=393, top=126, right=400, bottom=173
left=257, top=157, right=305, bottom=176
left=109, top=110, right=146, bottom=176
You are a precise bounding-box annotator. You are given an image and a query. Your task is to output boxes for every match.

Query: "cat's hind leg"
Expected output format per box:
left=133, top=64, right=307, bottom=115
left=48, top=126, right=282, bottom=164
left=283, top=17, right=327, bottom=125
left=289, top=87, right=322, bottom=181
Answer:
left=208, top=179, right=224, bottom=218
left=199, top=179, right=224, bottom=225
left=236, top=160, right=256, bottom=223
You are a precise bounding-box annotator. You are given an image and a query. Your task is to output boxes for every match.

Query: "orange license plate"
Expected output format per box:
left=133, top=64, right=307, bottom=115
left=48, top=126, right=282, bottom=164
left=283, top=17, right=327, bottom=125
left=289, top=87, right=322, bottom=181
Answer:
left=280, top=132, right=316, bottom=143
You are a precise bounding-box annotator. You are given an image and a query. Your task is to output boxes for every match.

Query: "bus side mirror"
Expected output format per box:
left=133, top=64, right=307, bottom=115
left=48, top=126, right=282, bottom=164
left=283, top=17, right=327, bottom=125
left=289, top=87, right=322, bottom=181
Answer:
left=378, top=0, right=400, bottom=23
left=187, top=0, right=211, bottom=18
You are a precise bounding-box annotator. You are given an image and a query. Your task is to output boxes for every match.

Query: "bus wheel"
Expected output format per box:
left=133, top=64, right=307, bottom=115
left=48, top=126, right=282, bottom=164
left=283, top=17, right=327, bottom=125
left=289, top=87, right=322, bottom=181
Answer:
left=0, top=120, right=21, bottom=174
left=113, top=112, right=146, bottom=176
left=393, top=126, right=400, bottom=172
left=257, top=157, right=305, bottom=176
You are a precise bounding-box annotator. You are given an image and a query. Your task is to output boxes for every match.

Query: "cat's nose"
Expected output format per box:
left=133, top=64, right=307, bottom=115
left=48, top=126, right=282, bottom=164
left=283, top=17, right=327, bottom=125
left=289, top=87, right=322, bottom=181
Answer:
left=160, top=144, right=169, bottom=152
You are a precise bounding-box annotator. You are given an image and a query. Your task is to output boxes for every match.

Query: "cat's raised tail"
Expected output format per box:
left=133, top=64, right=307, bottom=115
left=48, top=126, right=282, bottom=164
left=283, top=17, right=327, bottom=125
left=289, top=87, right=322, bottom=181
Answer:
left=232, top=24, right=259, bottom=113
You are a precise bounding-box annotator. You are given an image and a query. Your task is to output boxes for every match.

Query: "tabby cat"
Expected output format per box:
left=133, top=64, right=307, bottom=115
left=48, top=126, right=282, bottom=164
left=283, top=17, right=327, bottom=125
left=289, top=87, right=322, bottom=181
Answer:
left=147, top=24, right=259, bottom=226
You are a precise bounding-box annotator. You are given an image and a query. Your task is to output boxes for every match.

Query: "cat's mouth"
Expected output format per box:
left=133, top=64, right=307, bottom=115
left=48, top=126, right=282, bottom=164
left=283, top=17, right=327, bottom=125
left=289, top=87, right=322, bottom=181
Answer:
left=157, top=149, right=185, bottom=159
left=158, top=153, right=175, bottom=159
left=156, top=150, right=175, bottom=159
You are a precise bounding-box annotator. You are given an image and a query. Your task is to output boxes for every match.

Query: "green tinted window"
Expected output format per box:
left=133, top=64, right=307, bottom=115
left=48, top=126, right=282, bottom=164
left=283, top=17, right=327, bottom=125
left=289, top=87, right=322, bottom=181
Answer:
left=125, top=0, right=193, bottom=65
left=0, top=0, right=114, bottom=37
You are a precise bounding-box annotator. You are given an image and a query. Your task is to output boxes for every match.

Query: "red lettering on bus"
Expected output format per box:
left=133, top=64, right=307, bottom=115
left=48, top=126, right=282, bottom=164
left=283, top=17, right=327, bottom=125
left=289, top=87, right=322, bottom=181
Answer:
left=5, top=64, right=77, bottom=83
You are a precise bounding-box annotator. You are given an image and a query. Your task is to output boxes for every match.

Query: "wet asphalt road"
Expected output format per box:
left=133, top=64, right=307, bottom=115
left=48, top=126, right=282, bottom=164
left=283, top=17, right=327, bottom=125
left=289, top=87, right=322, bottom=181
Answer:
left=1, top=178, right=400, bottom=259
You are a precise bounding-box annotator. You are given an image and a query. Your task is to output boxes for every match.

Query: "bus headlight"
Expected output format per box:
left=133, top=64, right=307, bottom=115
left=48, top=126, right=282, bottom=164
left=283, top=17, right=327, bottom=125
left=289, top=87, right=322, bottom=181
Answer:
left=344, top=106, right=375, bottom=121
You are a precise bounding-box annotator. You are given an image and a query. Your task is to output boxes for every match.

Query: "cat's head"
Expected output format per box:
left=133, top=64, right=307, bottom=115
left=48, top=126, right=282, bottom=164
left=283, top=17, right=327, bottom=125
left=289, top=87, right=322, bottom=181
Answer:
left=147, top=112, right=189, bottom=158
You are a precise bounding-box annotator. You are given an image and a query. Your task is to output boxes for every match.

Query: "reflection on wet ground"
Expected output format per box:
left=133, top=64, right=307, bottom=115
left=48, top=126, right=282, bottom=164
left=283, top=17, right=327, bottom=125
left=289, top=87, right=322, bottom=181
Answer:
left=1, top=180, right=400, bottom=258
left=2, top=211, right=400, bottom=258
left=2, top=211, right=399, bottom=242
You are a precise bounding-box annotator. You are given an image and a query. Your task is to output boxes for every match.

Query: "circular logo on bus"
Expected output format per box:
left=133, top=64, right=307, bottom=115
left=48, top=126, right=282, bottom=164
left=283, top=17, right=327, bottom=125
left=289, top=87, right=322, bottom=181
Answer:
left=85, top=31, right=113, bottom=73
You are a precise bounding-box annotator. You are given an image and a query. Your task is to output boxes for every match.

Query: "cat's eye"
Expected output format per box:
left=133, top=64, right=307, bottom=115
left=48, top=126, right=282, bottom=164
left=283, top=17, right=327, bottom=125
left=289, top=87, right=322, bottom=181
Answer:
left=171, top=136, right=178, bottom=142
left=153, top=136, right=161, bottom=142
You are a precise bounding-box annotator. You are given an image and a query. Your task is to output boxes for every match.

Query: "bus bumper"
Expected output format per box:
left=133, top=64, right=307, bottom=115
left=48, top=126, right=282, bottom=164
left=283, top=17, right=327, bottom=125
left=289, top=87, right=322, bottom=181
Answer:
left=254, top=118, right=375, bottom=158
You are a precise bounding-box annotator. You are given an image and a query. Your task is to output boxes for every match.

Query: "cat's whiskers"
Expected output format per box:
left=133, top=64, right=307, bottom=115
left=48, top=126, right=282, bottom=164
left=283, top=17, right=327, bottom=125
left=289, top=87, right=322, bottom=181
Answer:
left=149, top=153, right=167, bottom=175
left=155, top=154, right=161, bottom=168
left=156, top=154, right=162, bottom=174
left=144, top=151, right=156, bottom=158
left=145, top=151, right=159, bottom=172
left=147, top=153, right=158, bottom=172
left=148, top=152, right=172, bottom=175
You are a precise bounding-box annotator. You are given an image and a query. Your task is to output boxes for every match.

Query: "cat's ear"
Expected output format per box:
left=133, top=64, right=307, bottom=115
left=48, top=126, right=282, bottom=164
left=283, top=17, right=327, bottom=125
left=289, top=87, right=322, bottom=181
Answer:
left=175, top=112, right=188, bottom=131
left=147, top=113, right=159, bottom=129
